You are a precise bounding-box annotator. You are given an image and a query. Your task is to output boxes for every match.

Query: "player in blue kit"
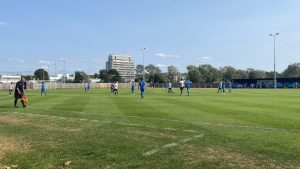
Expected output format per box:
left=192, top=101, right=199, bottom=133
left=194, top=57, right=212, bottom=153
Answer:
left=186, top=79, right=192, bottom=96
left=139, top=78, right=145, bottom=99
left=41, top=82, right=46, bottom=96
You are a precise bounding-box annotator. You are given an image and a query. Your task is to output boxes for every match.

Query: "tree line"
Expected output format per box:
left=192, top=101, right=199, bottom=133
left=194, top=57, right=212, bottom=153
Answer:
left=28, top=63, right=300, bottom=83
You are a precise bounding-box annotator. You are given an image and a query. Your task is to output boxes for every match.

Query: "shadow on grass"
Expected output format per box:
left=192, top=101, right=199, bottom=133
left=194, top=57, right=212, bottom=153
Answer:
left=0, top=105, right=13, bottom=109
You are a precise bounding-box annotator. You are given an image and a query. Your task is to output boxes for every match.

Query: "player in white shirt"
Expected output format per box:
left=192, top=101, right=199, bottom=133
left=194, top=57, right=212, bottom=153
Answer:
left=114, top=81, right=119, bottom=95
left=167, top=81, right=173, bottom=93
left=9, top=82, right=14, bottom=95
left=84, top=82, right=88, bottom=93
left=179, top=79, right=185, bottom=96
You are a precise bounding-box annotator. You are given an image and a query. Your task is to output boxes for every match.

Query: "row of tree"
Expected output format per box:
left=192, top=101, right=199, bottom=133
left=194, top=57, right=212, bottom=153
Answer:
left=135, top=63, right=300, bottom=83
left=30, top=63, right=300, bottom=83
left=186, top=63, right=300, bottom=83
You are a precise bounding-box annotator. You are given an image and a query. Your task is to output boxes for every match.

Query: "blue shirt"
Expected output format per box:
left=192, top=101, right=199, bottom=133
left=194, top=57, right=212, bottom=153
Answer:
left=222, top=82, right=225, bottom=89
left=41, top=84, right=46, bottom=90
left=186, top=80, right=191, bottom=88
left=139, top=81, right=145, bottom=90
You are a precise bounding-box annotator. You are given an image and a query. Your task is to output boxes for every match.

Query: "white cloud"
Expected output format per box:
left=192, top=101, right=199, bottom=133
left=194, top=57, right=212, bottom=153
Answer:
left=156, top=64, right=166, bottom=68
left=0, top=21, right=7, bottom=27
left=155, top=53, right=179, bottom=59
left=196, top=56, right=213, bottom=63
left=39, top=59, right=53, bottom=65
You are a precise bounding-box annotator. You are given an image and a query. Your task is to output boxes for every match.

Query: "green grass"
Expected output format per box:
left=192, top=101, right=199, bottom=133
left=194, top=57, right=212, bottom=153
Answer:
left=0, top=88, right=299, bottom=169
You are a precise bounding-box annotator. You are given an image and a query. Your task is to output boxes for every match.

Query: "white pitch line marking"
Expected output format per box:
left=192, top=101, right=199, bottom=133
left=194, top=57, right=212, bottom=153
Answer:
left=181, top=138, right=193, bottom=143
left=194, top=134, right=204, bottom=138
left=182, top=129, right=198, bottom=133
left=102, top=121, right=112, bottom=123
left=164, top=128, right=177, bottom=131
left=162, top=143, right=178, bottom=148
left=143, top=149, right=159, bottom=156
left=128, top=123, right=141, bottom=127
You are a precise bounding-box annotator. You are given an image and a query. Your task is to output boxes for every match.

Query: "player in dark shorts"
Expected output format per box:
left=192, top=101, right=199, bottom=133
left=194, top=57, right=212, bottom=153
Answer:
left=14, top=77, right=27, bottom=108
left=110, top=83, right=114, bottom=93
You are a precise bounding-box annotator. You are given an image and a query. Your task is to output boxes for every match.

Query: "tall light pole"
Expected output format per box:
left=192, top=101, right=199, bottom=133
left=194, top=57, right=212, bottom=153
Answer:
left=54, top=62, right=57, bottom=89
left=269, top=33, right=280, bottom=89
left=140, top=47, right=147, bottom=79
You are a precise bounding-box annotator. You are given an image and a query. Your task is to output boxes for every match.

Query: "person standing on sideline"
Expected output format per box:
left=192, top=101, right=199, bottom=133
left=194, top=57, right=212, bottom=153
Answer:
left=179, top=79, right=185, bottom=96
left=14, top=77, right=26, bottom=108
left=139, top=78, right=145, bottom=99
left=228, top=81, right=232, bottom=93
left=186, top=79, right=192, bottom=96
left=131, top=81, right=136, bottom=95
left=41, top=82, right=46, bottom=96
left=9, top=82, right=14, bottom=95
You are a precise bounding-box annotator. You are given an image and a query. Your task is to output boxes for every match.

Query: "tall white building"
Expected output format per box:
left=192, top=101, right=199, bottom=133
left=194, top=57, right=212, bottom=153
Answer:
left=106, top=54, right=135, bottom=82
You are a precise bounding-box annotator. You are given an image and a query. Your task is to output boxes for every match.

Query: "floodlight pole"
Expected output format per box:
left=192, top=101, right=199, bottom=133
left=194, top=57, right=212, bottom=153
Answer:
left=269, top=33, right=279, bottom=89
left=54, top=62, right=57, bottom=90
left=140, top=47, right=146, bottom=79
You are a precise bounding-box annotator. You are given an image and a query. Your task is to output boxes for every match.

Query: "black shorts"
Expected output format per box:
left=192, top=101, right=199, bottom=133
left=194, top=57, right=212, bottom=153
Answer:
left=180, top=87, right=184, bottom=90
left=14, top=93, right=23, bottom=99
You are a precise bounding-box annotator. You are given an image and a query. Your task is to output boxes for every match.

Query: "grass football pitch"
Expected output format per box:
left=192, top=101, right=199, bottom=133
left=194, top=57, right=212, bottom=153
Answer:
left=0, top=88, right=299, bottom=169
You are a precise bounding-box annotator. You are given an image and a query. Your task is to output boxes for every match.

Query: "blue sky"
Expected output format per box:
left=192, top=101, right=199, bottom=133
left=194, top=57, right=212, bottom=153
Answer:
left=0, top=0, right=300, bottom=75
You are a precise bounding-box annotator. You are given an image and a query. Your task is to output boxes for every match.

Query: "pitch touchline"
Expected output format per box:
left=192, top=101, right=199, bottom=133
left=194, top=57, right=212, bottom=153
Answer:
left=27, top=107, right=299, bottom=133
left=0, top=112, right=199, bottom=134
